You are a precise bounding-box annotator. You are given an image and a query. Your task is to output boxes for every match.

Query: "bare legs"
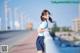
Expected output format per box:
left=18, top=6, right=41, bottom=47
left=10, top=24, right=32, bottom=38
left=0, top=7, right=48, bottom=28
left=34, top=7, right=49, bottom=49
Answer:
left=37, top=50, right=45, bottom=53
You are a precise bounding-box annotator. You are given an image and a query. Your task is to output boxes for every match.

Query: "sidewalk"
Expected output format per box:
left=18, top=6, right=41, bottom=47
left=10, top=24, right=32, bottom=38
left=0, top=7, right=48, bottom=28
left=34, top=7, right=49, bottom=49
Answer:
left=9, top=31, right=38, bottom=53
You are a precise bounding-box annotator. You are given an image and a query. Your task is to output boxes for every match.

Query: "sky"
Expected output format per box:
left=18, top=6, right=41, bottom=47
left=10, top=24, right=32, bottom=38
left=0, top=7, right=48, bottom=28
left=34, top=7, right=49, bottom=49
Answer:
left=0, top=0, right=79, bottom=29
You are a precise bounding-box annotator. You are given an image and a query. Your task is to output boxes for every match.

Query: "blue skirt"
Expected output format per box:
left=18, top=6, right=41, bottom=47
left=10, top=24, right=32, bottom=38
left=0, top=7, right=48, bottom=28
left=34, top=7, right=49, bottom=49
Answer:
left=36, top=36, right=45, bottom=52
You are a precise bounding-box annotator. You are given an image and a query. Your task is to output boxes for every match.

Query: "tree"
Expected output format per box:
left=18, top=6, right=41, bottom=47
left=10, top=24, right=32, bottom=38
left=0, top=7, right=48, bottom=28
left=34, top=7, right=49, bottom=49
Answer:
left=62, top=27, right=72, bottom=32
left=51, top=22, right=60, bottom=32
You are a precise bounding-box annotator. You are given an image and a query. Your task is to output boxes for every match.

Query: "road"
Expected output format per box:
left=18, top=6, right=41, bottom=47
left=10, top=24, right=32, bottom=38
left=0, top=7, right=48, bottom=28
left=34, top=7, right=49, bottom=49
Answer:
left=0, top=30, right=37, bottom=53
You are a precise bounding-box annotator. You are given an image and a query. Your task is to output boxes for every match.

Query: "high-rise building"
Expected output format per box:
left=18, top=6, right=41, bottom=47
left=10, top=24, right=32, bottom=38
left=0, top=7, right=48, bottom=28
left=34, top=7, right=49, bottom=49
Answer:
left=0, top=17, right=1, bottom=30
left=79, top=4, right=80, bottom=17
left=26, top=22, right=33, bottom=30
left=0, top=0, right=17, bottom=31
left=4, top=0, right=10, bottom=30
left=0, top=0, right=5, bottom=31
left=0, top=0, right=29, bottom=31
left=72, top=18, right=80, bottom=32
left=72, top=4, right=80, bottom=32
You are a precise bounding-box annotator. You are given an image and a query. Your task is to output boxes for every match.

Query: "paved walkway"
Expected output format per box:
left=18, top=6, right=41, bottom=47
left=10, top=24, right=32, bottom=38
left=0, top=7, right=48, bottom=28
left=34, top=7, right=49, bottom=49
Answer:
left=9, top=31, right=38, bottom=53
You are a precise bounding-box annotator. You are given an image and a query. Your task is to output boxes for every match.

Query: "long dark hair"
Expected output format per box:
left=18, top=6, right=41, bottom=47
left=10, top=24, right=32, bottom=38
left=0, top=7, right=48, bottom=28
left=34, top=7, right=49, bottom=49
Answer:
left=40, top=9, right=53, bottom=23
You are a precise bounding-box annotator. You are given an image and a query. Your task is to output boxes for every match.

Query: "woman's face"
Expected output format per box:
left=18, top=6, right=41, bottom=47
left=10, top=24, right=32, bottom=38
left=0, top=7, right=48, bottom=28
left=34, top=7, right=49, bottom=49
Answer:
left=43, top=12, right=49, bottom=20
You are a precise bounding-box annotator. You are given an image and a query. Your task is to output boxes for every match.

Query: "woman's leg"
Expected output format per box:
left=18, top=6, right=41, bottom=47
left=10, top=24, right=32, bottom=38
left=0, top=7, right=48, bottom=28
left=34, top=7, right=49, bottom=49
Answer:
left=37, top=50, right=43, bottom=53
left=36, top=36, right=45, bottom=53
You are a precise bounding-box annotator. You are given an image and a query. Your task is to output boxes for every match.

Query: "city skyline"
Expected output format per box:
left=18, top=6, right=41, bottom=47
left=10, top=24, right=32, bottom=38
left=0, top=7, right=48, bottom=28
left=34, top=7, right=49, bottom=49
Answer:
left=0, top=0, right=79, bottom=30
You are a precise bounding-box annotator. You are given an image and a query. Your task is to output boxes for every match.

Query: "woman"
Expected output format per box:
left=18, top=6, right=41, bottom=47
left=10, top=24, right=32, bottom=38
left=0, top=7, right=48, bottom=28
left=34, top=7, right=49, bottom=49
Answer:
left=36, top=9, right=59, bottom=53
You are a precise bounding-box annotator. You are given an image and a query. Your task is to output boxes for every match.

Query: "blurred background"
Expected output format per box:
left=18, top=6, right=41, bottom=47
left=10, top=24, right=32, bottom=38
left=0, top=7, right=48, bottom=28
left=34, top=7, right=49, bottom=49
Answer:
left=0, top=0, right=80, bottom=53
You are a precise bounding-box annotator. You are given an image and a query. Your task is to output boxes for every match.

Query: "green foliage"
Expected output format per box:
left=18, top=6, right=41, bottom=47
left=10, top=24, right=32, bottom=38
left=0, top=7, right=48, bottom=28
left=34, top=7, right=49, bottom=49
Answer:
left=51, top=22, right=60, bottom=32
left=63, top=27, right=72, bottom=32
left=51, top=22, right=72, bottom=32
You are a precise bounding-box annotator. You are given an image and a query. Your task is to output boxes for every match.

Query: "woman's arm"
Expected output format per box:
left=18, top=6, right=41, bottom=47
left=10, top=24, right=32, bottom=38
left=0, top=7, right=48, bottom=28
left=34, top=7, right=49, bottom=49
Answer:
left=37, top=28, right=45, bottom=33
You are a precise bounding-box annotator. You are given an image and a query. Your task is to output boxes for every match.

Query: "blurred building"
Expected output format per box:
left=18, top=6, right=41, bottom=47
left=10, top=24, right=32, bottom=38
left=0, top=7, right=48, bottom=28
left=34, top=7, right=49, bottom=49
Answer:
left=72, top=18, right=80, bottom=32
left=0, top=0, right=14, bottom=31
left=0, top=17, right=1, bottom=30
left=79, top=4, right=80, bottom=17
left=72, top=4, right=80, bottom=32
left=26, top=22, right=33, bottom=30
left=0, top=0, right=28, bottom=31
left=0, top=0, right=5, bottom=31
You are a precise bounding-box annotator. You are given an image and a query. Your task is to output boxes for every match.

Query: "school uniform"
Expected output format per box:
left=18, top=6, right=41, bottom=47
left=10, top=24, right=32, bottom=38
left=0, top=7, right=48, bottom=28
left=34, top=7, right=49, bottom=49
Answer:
left=36, top=20, right=47, bottom=52
left=36, top=20, right=59, bottom=53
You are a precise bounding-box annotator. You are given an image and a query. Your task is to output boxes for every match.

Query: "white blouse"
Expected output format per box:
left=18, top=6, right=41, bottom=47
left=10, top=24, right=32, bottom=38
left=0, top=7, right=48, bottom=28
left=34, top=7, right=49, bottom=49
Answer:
left=38, top=21, right=48, bottom=36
